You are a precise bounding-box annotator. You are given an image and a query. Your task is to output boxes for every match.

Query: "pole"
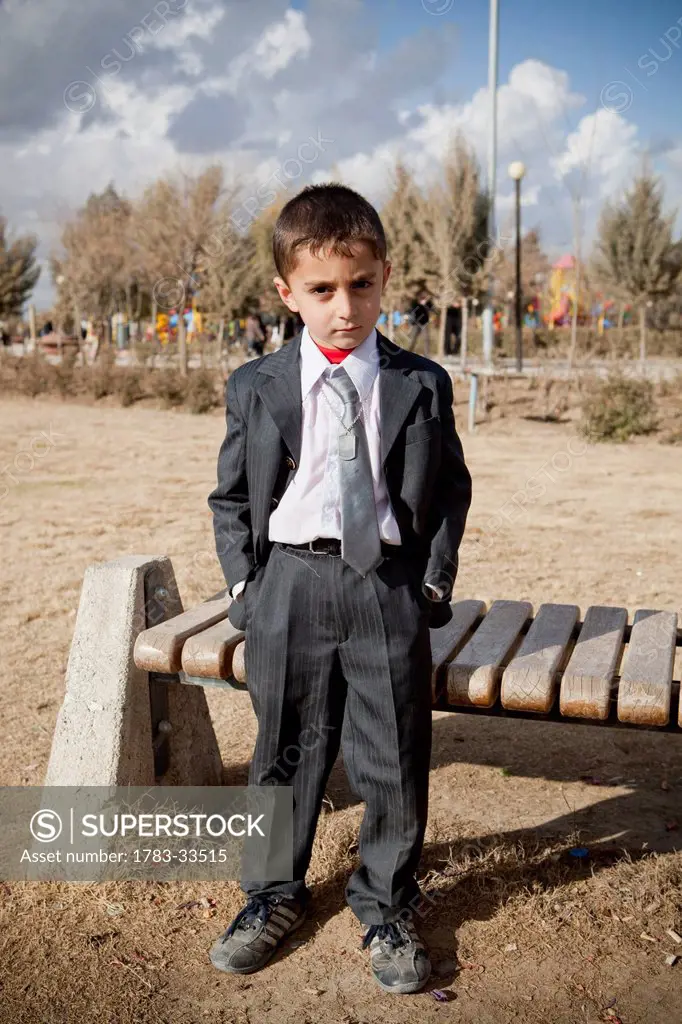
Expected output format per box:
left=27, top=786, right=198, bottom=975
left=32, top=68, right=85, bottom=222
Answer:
left=568, top=196, right=581, bottom=368
left=28, top=304, right=37, bottom=348
left=514, top=177, right=523, bottom=373
left=482, top=0, right=499, bottom=367
left=468, top=372, right=479, bottom=433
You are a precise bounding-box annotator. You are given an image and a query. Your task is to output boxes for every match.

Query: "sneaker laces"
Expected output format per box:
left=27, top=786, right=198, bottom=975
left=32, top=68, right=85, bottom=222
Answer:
left=362, top=921, right=414, bottom=952
left=225, top=894, right=283, bottom=938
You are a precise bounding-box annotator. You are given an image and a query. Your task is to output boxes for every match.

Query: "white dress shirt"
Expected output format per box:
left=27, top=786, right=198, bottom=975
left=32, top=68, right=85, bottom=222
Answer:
left=269, top=324, right=402, bottom=546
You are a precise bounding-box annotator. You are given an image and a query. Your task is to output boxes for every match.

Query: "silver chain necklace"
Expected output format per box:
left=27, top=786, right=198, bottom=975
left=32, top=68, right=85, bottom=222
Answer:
left=318, top=371, right=364, bottom=461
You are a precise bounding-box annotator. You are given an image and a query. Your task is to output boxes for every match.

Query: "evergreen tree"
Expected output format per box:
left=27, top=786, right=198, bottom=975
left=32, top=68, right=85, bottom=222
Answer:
left=0, top=215, right=41, bottom=317
left=593, top=173, right=682, bottom=361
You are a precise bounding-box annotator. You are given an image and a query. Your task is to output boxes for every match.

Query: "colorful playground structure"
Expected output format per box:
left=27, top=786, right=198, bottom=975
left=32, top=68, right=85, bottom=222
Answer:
left=531, top=254, right=629, bottom=333
left=153, top=302, right=203, bottom=343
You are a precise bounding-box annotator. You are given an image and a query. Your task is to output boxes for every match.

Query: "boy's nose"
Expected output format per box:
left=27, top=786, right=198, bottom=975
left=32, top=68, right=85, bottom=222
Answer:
left=334, top=292, right=356, bottom=319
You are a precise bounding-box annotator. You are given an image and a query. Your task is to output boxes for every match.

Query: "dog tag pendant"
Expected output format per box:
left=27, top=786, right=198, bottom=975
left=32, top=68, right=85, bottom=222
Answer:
left=338, top=432, right=357, bottom=460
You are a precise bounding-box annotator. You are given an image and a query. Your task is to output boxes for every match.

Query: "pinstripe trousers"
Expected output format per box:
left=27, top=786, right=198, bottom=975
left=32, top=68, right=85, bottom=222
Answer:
left=240, top=540, right=433, bottom=925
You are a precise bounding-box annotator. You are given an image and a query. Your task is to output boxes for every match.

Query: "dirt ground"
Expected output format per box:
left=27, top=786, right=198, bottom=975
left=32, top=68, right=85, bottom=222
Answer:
left=0, top=384, right=681, bottom=1024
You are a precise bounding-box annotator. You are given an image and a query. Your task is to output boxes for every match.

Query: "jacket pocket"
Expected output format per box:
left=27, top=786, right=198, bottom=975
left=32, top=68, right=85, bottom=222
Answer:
left=405, top=416, right=439, bottom=445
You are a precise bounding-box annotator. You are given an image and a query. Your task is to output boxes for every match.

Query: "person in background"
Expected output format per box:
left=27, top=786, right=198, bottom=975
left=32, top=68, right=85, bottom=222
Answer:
left=444, top=304, right=461, bottom=356
left=245, top=311, right=266, bottom=357
left=282, top=312, right=303, bottom=343
left=406, top=291, right=432, bottom=355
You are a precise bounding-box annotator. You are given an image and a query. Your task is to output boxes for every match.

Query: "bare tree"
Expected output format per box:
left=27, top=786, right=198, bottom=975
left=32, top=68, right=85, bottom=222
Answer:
left=495, top=228, right=549, bottom=304
left=381, top=160, right=426, bottom=340
left=592, top=172, right=682, bottom=364
left=131, top=166, right=223, bottom=374
left=198, top=204, right=256, bottom=346
left=419, top=134, right=486, bottom=356
left=241, top=194, right=288, bottom=316
left=53, top=184, right=134, bottom=350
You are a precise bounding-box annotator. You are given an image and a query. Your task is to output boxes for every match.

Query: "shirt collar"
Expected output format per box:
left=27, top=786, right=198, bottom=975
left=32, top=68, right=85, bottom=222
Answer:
left=300, top=324, right=379, bottom=401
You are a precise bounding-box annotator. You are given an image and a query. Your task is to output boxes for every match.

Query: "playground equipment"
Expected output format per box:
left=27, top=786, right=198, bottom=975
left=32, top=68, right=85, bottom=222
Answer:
left=546, top=254, right=589, bottom=327
left=155, top=301, right=203, bottom=343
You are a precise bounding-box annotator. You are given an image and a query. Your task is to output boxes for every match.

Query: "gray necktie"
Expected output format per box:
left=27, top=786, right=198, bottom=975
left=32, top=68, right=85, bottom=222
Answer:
left=324, top=367, right=383, bottom=577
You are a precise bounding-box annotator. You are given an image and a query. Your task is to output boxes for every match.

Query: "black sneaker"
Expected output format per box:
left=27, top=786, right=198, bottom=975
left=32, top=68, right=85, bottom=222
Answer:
left=209, top=893, right=307, bottom=974
left=362, top=919, right=432, bottom=994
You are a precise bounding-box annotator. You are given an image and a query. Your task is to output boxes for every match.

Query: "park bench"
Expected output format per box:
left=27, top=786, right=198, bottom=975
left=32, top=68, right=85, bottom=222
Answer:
left=45, top=555, right=681, bottom=788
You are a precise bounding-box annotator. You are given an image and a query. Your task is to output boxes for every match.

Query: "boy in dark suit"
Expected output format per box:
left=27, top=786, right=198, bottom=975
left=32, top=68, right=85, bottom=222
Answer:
left=207, top=183, right=472, bottom=994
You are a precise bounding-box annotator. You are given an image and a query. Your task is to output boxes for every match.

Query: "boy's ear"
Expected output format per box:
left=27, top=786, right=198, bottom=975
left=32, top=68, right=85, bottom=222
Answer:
left=273, top=275, right=300, bottom=313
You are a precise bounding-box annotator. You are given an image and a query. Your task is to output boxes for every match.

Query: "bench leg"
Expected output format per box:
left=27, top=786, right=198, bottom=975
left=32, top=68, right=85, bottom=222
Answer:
left=45, top=554, right=223, bottom=787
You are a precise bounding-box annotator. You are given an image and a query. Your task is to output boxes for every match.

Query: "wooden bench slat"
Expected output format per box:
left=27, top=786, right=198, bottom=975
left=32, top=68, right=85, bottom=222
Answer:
left=133, top=589, right=230, bottom=673
left=559, top=605, right=628, bottom=720
left=501, top=603, right=579, bottom=713
left=430, top=599, right=487, bottom=702
left=446, top=600, right=533, bottom=707
left=617, top=609, right=678, bottom=726
left=228, top=600, right=488, bottom=693
left=181, top=617, right=245, bottom=679
left=232, top=639, right=246, bottom=684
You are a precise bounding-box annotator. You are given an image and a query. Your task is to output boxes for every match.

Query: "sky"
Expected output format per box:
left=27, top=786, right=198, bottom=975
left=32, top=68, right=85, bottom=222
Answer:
left=1, top=0, right=681, bottom=309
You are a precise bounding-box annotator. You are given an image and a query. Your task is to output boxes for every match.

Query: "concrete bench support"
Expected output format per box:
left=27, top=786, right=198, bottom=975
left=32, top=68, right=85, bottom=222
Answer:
left=45, top=555, right=223, bottom=787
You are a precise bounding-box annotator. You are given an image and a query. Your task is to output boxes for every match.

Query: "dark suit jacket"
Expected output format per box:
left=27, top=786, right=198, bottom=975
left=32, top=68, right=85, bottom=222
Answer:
left=208, top=329, right=472, bottom=631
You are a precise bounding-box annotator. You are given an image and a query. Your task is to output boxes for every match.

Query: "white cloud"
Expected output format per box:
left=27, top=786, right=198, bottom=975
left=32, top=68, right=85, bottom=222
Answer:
left=552, top=109, right=640, bottom=197
left=217, top=8, right=312, bottom=93
left=0, top=0, right=679, bottom=310
left=148, top=1, right=226, bottom=50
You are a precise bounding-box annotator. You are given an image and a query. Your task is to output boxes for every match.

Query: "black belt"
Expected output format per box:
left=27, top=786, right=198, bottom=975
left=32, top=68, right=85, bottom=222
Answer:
left=280, top=538, right=402, bottom=557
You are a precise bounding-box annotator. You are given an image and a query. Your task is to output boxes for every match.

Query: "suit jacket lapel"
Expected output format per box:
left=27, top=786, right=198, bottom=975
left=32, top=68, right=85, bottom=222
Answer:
left=253, top=328, right=422, bottom=468
left=254, top=331, right=303, bottom=463
left=376, top=330, right=423, bottom=466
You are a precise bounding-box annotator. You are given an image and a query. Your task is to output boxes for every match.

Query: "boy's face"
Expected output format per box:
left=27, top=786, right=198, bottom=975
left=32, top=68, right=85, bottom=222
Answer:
left=273, top=240, right=391, bottom=350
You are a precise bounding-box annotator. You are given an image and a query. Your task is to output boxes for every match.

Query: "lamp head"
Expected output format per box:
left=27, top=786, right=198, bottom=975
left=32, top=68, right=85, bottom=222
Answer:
left=508, top=161, right=526, bottom=181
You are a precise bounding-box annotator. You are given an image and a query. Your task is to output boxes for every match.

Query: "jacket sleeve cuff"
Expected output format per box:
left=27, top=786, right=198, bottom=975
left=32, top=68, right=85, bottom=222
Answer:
left=423, top=581, right=451, bottom=602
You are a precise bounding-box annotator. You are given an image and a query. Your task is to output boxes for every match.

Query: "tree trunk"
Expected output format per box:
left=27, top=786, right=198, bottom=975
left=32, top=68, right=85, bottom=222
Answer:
left=615, top=304, right=624, bottom=361
left=639, top=304, right=647, bottom=368
left=150, top=295, right=158, bottom=345
left=460, top=298, right=469, bottom=369
left=437, top=301, right=447, bottom=357
left=568, top=198, right=582, bottom=369
left=73, top=302, right=83, bottom=366
left=28, top=304, right=37, bottom=348
left=178, top=311, right=188, bottom=376
left=569, top=261, right=580, bottom=368
left=217, top=316, right=225, bottom=350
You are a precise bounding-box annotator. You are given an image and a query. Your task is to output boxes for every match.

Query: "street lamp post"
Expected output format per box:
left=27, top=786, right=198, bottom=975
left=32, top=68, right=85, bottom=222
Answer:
left=508, top=161, right=526, bottom=373
left=482, top=0, right=500, bottom=367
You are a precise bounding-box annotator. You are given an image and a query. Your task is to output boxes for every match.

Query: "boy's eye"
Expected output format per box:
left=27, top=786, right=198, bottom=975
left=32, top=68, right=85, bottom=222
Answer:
left=311, top=280, right=371, bottom=294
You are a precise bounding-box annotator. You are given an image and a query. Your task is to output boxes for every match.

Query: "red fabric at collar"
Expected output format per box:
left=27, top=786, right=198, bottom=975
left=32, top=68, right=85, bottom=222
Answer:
left=313, top=340, right=353, bottom=363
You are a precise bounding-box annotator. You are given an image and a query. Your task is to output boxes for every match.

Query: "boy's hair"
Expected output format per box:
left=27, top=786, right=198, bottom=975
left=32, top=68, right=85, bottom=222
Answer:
left=273, top=183, right=387, bottom=282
